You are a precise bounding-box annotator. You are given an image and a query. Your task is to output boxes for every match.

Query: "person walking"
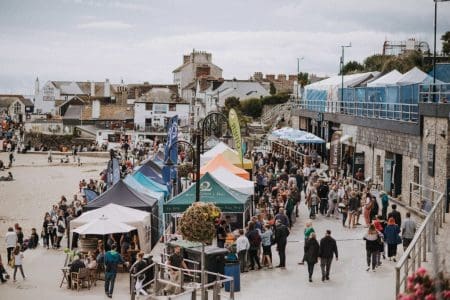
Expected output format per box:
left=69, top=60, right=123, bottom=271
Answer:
left=327, top=185, right=340, bottom=219
left=304, top=233, right=320, bottom=282
left=236, top=229, right=250, bottom=272
left=246, top=222, right=262, bottom=270
left=299, top=221, right=315, bottom=265
left=401, top=212, right=416, bottom=251
left=363, top=192, right=374, bottom=227
left=104, top=243, right=125, bottom=298
left=318, top=180, right=329, bottom=215
left=348, top=191, right=360, bottom=228
left=274, top=219, right=290, bottom=269
left=387, top=204, right=402, bottom=228
left=318, top=230, right=338, bottom=281
left=55, top=215, right=65, bottom=249
left=380, top=191, right=389, bottom=220
left=260, top=224, right=273, bottom=268
left=5, top=227, right=17, bottom=264
left=384, top=217, right=401, bottom=262
left=12, top=245, right=26, bottom=281
left=364, top=225, right=381, bottom=271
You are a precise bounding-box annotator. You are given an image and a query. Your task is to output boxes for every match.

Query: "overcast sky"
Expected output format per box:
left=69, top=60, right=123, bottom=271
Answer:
left=0, top=0, right=449, bottom=94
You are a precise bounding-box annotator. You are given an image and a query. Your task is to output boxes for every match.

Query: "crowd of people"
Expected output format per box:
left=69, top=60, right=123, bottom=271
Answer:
left=220, top=146, right=418, bottom=282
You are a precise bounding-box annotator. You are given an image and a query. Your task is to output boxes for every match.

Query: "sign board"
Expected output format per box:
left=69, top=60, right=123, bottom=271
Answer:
left=427, top=144, right=435, bottom=177
left=330, top=131, right=341, bottom=170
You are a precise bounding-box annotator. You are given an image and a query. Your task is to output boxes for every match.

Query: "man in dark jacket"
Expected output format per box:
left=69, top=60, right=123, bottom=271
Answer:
left=387, top=204, right=402, bottom=227
left=304, top=233, right=320, bottom=282
left=318, top=230, right=338, bottom=281
left=68, top=255, right=86, bottom=288
left=318, top=180, right=329, bottom=215
left=274, top=219, right=290, bottom=268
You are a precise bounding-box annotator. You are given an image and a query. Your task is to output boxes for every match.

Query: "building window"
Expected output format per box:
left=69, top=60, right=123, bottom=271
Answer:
left=169, top=104, right=176, bottom=111
left=413, top=166, right=420, bottom=184
left=154, top=104, right=168, bottom=114
left=13, top=102, right=21, bottom=114
left=145, top=103, right=153, bottom=111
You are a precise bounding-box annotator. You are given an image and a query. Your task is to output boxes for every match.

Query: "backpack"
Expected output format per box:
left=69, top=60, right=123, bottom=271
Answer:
left=250, top=232, right=261, bottom=248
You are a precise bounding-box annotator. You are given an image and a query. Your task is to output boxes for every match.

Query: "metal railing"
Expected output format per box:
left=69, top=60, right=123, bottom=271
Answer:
left=270, top=140, right=312, bottom=167
left=130, top=261, right=234, bottom=300
left=261, top=102, right=291, bottom=124
left=293, top=100, right=419, bottom=122
left=395, top=183, right=447, bottom=296
left=419, top=83, right=450, bottom=103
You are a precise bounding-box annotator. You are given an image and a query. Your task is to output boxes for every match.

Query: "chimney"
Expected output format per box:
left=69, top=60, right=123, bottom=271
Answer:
left=90, top=81, right=95, bottom=96
left=104, top=79, right=110, bottom=97
left=253, top=72, right=263, bottom=81
left=266, top=74, right=275, bottom=81
left=92, top=100, right=100, bottom=119
left=183, top=55, right=190, bottom=64
left=278, top=74, right=286, bottom=81
left=288, top=75, right=297, bottom=81
left=134, top=88, right=139, bottom=100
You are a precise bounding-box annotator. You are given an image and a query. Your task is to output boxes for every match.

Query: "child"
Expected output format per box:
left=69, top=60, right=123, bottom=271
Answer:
left=13, top=246, right=26, bottom=282
left=28, top=228, right=39, bottom=249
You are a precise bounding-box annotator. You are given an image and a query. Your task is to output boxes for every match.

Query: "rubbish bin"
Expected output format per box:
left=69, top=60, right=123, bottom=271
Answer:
left=224, top=261, right=240, bottom=292
left=184, top=246, right=228, bottom=283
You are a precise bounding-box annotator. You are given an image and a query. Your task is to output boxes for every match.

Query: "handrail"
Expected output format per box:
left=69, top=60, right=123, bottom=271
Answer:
left=130, top=260, right=234, bottom=300
left=395, top=183, right=446, bottom=296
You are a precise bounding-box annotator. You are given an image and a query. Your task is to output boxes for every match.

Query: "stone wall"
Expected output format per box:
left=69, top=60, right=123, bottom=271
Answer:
left=356, top=126, right=421, bottom=159
left=421, top=117, right=448, bottom=195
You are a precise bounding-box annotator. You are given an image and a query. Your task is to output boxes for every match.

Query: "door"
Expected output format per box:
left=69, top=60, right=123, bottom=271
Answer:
left=384, top=159, right=394, bottom=194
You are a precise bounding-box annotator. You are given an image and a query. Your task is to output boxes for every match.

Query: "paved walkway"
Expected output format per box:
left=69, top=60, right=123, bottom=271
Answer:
left=237, top=202, right=397, bottom=300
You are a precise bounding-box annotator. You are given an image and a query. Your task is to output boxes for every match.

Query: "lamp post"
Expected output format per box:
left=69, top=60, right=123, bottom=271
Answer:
left=340, top=43, right=352, bottom=105
left=165, top=111, right=231, bottom=300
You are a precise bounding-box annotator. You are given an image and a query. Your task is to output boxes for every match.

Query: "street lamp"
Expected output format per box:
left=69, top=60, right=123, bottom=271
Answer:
left=340, top=43, right=352, bottom=108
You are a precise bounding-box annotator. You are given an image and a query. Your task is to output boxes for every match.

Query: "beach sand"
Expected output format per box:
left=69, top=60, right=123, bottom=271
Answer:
left=0, top=152, right=132, bottom=299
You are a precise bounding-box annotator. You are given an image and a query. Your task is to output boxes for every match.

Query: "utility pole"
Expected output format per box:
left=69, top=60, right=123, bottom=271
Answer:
left=340, top=43, right=352, bottom=105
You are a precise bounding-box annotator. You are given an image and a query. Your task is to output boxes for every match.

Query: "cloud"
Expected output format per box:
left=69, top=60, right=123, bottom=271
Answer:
left=76, top=20, right=133, bottom=30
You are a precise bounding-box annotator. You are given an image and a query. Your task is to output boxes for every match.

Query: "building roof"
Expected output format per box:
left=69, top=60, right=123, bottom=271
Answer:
left=0, top=95, right=34, bottom=108
left=62, top=105, right=82, bottom=119
left=367, top=70, right=403, bottom=87
left=135, top=86, right=188, bottom=104
left=81, top=104, right=134, bottom=121
left=212, top=80, right=270, bottom=100
left=48, top=81, right=117, bottom=96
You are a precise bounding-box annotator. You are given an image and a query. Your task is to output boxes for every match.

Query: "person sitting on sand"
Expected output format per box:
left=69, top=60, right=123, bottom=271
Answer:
left=0, top=172, right=13, bottom=181
left=60, top=155, right=70, bottom=163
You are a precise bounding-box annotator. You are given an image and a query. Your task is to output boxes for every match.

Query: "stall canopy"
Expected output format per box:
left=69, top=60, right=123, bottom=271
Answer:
left=73, top=216, right=136, bottom=235
left=396, top=67, right=438, bottom=85
left=210, top=167, right=254, bottom=195
left=86, top=180, right=158, bottom=212
left=126, top=172, right=168, bottom=197
left=70, top=204, right=151, bottom=252
left=294, top=132, right=325, bottom=144
left=201, top=142, right=233, bottom=160
left=220, top=149, right=253, bottom=170
left=163, top=172, right=250, bottom=213
left=367, top=70, right=403, bottom=87
left=134, top=158, right=164, bottom=185
left=200, top=154, right=250, bottom=180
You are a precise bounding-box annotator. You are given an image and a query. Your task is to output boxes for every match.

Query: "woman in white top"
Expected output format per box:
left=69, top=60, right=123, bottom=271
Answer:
left=13, top=245, right=26, bottom=281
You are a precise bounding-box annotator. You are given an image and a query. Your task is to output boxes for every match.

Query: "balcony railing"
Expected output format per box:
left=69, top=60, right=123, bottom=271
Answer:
left=293, top=100, right=419, bottom=122
left=419, top=83, right=450, bottom=103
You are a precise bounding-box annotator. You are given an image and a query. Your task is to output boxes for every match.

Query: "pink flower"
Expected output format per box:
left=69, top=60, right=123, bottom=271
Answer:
left=407, top=281, right=415, bottom=290
left=425, top=294, right=436, bottom=300
left=416, top=267, right=427, bottom=277
left=442, top=290, right=450, bottom=299
left=415, top=288, right=424, bottom=297
left=398, top=295, right=414, bottom=300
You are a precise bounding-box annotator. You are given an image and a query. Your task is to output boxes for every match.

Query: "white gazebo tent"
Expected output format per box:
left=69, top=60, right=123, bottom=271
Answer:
left=201, top=142, right=233, bottom=165
left=367, top=70, right=403, bottom=87
left=70, top=204, right=152, bottom=252
left=210, top=167, right=255, bottom=195
left=74, top=216, right=136, bottom=235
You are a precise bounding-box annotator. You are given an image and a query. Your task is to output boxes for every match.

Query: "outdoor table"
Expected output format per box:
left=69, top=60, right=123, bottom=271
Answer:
left=60, top=267, right=70, bottom=288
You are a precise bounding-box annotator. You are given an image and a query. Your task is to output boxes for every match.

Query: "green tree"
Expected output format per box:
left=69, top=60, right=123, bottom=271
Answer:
left=381, top=51, right=424, bottom=73
left=269, top=82, right=276, bottom=95
left=240, top=98, right=262, bottom=118
left=363, top=54, right=393, bottom=72
left=341, top=60, right=364, bottom=75
left=442, top=31, right=450, bottom=56
left=261, top=94, right=290, bottom=105
left=224, top=96, right=240, bottom=110
left=297, top=72, right=309, bottom=87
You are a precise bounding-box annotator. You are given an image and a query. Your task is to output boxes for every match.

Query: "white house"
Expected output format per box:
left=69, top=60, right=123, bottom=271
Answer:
left=34, top=78, right=119, bottom=114
left=0, top=95, right=34, bottom=123
left=134, top=85, right=190, bottom=131
left=194, top=79, right=269, bottom=123
left=172, top=50, right=223, bottom=102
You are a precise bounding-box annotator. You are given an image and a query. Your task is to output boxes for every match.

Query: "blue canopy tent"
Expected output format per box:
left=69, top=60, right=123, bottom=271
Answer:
left=134, top=158, right=164, bottom=185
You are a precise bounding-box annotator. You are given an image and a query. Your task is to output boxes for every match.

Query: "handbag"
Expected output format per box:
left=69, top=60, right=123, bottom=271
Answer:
left=8, top=257, right=15, bottom=268
left=396, top=235, right=402, bottom=245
